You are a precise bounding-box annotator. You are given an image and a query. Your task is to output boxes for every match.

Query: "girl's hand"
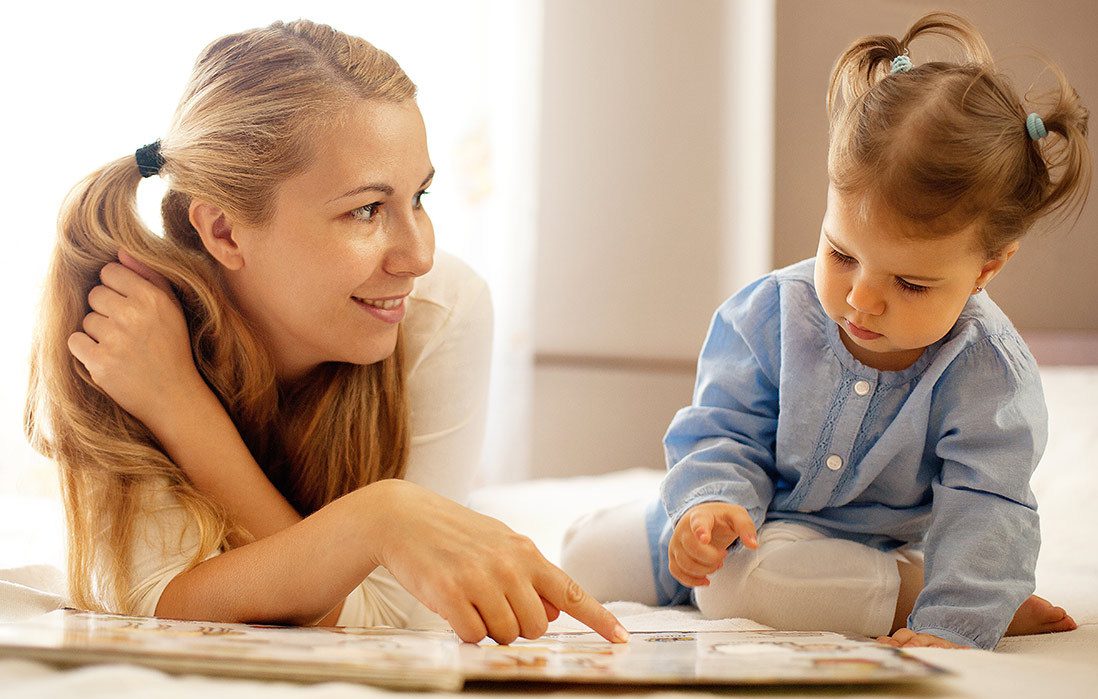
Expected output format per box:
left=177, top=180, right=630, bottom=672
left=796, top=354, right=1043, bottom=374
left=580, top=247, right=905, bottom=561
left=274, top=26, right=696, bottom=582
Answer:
left=373, top=479, right=629, bottom=646
left=668, top=502, right=758, bottom=587
left=67, top=249, right=208, bottom=432
left=876, top=628, right=968, bottom=649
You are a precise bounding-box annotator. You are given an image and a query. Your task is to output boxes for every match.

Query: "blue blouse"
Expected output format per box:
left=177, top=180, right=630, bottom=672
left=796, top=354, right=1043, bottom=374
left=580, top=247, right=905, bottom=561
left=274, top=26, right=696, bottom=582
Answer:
left=650, top=257, right=1046, bottom=649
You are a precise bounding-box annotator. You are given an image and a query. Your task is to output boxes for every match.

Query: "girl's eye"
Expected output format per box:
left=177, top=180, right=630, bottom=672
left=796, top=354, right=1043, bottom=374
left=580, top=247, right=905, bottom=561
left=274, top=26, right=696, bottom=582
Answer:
left=828, top=248, right=856, bottom=266
left=895, top=278, right=930, bottom=295
left=350, top=202, right=380, bottom=222
left=413, top=189, right=430, bottom=209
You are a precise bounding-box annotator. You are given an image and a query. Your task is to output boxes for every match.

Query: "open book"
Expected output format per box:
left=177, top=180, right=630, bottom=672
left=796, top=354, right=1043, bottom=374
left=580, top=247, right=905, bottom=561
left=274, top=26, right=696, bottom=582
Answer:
left=0, top=610, right=946, bottom=691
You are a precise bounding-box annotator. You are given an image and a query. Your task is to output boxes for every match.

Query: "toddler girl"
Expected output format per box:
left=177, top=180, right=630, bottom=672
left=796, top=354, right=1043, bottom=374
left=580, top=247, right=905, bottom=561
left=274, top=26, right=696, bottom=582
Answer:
left=563, top=11, right=1090, bottom=650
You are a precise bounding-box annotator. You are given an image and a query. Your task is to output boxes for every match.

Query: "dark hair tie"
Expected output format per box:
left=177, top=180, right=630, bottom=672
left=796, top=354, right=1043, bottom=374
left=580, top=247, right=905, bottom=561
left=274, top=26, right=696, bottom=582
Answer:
left=135, top=140, right=164, bottom=178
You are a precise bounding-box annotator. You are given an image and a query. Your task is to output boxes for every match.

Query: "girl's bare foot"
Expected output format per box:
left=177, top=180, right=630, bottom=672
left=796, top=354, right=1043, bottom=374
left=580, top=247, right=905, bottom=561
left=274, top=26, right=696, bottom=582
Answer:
left=1005, top=595, right=1078, bottom=636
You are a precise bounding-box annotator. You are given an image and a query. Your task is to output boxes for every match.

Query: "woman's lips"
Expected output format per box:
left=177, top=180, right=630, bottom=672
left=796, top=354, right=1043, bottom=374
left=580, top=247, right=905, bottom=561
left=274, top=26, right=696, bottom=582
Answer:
left=352, top=296, right=407, bottom=324
left=845, top=319, right=883, bottom=340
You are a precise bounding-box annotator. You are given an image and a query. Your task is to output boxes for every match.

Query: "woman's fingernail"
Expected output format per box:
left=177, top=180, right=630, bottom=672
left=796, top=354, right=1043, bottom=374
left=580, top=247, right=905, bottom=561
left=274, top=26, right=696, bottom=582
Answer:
left=613, top=624, right=630, bottom=643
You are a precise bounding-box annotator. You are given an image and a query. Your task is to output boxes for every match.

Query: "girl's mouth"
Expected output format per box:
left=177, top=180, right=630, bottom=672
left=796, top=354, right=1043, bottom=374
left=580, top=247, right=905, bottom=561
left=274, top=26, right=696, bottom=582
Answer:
left=845, top=319, right=883, bottom=341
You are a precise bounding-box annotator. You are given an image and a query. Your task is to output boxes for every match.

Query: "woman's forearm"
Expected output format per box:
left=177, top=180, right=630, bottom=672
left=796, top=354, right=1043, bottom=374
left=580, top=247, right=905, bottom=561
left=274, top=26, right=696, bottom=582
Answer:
left=155, top=481, right=392, bottom=626
left=147, top=380, right=302, bottom=541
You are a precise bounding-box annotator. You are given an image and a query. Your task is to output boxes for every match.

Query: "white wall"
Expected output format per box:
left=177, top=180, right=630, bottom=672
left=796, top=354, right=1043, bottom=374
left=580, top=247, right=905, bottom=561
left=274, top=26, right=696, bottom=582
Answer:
left=530, top=0, right=774, bottom=477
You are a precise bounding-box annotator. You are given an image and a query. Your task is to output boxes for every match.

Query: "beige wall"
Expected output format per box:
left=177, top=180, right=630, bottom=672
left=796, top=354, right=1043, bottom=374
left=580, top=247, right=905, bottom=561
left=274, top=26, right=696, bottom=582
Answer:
left=773, top=0, right=1098, bottom=331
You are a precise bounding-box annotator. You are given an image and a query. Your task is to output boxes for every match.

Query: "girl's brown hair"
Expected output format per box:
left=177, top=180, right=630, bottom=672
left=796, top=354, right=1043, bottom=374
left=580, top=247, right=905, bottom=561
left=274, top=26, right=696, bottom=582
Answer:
left=25, top=19, right=416, bottom=613
left=826, top=11, right=1091, bottom=255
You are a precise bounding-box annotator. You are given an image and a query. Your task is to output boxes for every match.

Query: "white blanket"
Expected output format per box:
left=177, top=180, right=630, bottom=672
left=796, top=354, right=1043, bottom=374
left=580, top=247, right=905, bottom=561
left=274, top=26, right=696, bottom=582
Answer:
left=2, top=366, right=1096, bottom=696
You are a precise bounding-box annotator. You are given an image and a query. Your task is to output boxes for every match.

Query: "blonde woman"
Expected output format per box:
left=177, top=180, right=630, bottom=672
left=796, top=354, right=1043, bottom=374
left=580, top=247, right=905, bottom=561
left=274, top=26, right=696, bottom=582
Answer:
left=25, top=19, right=626, bottom=646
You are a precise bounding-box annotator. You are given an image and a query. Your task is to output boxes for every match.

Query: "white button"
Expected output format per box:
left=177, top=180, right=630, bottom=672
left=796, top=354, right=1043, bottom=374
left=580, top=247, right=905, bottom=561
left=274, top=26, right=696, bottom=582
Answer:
left=854, top=380, right=871, bottom=396
left=826, top=455, right=843, bottom=471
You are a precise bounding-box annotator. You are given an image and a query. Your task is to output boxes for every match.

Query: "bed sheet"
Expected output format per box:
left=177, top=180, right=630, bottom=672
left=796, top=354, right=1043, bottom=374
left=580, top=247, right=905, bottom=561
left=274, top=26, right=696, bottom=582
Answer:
left=2, top=367, right=1096, bottom=696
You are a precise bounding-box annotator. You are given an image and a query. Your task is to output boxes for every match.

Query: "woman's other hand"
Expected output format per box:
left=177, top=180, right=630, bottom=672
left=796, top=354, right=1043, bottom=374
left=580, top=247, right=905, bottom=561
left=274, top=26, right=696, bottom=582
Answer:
left=67, top=248, right=207, bottom=430
left=371, top=479, right=630, bottom=646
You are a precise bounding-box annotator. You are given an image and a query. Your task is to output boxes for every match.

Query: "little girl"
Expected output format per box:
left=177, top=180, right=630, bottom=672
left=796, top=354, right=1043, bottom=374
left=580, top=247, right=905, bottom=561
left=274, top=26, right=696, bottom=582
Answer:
left=562, top=11, right=1090, bottom=650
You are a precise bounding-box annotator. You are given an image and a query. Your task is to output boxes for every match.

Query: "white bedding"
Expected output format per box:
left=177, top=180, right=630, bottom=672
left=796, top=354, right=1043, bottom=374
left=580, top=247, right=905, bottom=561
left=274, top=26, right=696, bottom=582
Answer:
left=2, top=366, right=1096, bottom=697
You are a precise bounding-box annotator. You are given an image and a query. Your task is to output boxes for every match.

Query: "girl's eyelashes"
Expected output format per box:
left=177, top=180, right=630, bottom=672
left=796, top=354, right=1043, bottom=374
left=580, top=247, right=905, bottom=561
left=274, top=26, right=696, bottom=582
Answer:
left=894, top=278, right=931, bottom=295
left=828, top=247, right=856, bottom=266
left=829, top=247, right=931, bottom=295
left=413, top=188, right=430, bottom=209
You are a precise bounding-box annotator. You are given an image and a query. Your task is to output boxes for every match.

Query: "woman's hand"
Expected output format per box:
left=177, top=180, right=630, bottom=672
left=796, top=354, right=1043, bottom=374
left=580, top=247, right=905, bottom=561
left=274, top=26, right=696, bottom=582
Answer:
left=67, top=249, right=208, bottom=432
left=668, top=502, right=758, bottom=587
left=371, top=479, right=629, bottom=646
left=876, top=628, right=968, bottom=649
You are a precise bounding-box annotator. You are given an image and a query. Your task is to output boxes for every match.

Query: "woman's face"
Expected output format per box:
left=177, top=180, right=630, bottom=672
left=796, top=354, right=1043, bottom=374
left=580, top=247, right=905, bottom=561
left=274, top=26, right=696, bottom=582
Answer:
left=215, top=100, right=435, bottom=381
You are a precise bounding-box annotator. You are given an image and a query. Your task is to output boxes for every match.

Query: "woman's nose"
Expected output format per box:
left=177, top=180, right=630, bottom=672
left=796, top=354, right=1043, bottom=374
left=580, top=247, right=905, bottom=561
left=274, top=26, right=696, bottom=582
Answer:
left=846, top=277, right=885, bottom=316
left=384, top=212, right=435, bottom=278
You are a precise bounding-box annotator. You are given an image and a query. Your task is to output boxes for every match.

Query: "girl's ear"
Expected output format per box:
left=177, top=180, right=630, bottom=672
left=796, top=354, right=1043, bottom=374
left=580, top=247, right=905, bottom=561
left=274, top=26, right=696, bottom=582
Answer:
left=973, top=241, right=1020, bottom=291
left=189, top=199, right=245, bottom=271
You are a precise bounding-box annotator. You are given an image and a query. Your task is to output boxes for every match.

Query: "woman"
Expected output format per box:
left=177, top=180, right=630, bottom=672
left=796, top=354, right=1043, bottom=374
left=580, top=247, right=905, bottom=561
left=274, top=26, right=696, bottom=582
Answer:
left=25, top=18, right=626, bottom=646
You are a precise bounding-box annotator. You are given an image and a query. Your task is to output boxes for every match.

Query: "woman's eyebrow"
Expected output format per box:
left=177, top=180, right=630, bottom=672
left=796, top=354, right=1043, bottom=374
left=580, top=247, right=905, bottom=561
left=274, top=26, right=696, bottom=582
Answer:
left=328, top=169, right=435, bottom=204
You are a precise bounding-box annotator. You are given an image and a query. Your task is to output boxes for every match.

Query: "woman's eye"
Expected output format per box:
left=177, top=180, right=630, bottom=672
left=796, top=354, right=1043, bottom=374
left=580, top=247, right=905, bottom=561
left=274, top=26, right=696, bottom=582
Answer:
left=350, top=203, right=380, bottom=222
left=895, top=278, right=930, bottom=295
left=828, top=248, right=856, bottom=266
left=413, top=189, right=430, bottom=209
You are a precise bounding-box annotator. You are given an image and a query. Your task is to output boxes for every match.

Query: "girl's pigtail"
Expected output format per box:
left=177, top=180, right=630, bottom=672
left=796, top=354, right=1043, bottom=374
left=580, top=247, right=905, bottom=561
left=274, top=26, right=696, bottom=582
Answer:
left=1028, top=64, right=1092, bottom=226
left=827, top=12, right=993, bottom=119
left=827, top=34, right=904, bottom=118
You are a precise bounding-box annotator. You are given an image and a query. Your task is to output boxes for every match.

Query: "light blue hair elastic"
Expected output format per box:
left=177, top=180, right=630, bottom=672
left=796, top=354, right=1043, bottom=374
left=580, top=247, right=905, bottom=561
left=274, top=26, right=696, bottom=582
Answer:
left=890, top=53, right=913, bottom=74
left=1026, top=112, right=1048, bottom=140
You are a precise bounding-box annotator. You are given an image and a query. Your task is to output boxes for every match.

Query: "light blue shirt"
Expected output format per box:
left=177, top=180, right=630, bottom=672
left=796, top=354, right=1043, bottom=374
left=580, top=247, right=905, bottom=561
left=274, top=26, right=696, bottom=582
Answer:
left=649, top=257, right=1046, bottom=649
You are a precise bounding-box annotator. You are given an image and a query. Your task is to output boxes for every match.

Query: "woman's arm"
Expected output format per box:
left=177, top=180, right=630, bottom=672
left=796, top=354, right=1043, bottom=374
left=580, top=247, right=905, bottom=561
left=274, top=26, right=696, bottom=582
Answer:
left=155, top=480, right=385, bottom=626
left=146, top=382, right=301, bottom=542
left=72, top=253, right=625, bottom=643
left=155, top=477, right=627, bottom=644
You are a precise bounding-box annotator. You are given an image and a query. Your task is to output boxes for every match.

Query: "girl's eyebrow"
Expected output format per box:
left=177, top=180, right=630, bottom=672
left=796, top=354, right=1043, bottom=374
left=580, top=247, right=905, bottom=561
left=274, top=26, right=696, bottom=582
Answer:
left=327, top=169, right=435, bottom=204
left=824, top=232, right=945, bottom=283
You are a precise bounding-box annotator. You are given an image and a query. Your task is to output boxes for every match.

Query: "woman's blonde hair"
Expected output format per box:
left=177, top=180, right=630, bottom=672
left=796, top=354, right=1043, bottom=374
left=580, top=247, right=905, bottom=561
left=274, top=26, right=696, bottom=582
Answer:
left=25, top=19, right=417, bottom=613
left=826, top=11, right=1091, bottom=255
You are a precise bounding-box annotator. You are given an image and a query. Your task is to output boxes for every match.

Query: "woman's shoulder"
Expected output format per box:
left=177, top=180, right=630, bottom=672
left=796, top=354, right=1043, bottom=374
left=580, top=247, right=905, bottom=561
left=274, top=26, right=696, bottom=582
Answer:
left=403, top=251, right=493, bottom=369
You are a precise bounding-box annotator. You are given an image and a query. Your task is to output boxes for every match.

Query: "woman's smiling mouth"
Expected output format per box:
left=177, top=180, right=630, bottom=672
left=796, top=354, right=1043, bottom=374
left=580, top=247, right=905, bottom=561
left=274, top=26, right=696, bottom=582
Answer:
left=352, top=294, right=408, bottom=323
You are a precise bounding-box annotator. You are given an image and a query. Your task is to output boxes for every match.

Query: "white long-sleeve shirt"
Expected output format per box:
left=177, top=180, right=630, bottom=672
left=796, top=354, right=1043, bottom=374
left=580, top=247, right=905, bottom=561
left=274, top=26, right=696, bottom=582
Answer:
left=120, top=251, right=492, bottom=629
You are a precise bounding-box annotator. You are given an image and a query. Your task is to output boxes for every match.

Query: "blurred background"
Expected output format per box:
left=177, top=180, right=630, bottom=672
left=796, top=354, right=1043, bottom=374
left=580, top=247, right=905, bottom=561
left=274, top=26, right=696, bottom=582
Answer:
left=2, top=0, right=1095, bottom=563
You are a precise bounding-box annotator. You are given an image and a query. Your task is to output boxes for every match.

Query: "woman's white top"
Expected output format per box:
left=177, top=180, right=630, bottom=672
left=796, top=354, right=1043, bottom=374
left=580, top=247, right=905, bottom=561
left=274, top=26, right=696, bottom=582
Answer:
left=121, top=251, right=493, bottom=628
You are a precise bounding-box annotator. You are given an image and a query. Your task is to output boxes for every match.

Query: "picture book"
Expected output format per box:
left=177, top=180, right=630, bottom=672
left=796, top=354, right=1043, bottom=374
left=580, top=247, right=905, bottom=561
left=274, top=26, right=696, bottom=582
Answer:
left=0, top=610, right=946, bottom=691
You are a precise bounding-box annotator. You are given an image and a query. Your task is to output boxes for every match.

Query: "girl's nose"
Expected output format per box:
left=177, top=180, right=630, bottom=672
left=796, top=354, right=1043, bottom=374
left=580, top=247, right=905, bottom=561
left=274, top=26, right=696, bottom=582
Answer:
left=846, top=278, right=885, bottom=316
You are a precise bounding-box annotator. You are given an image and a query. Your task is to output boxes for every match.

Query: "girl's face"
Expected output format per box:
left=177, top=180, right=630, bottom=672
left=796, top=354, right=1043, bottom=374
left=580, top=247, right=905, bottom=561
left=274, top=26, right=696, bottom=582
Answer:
left=814, top=185, right=1016, bottom=372
left=201, top=99, right=435, bottom=381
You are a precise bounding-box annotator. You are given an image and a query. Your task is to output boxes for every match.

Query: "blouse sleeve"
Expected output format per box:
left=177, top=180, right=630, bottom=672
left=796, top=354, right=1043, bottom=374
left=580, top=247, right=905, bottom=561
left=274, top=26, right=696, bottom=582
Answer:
left=910, top=333, right=1046, bottom=649
left=122, top=483, right=220, bottom=617
left=660, top=274, right=782, bottom=530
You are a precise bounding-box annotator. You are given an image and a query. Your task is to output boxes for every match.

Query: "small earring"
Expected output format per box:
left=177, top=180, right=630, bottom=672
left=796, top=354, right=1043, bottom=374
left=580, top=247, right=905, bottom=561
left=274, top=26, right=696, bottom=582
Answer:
left=974, top=286, right=984, bottom=293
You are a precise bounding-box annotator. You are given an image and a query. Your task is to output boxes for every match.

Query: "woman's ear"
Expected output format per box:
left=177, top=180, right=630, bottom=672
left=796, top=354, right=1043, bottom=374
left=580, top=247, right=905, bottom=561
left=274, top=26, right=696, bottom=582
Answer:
left=974, top=241, right=1020, bottom=290
left=189, top=199, right=245, bottom=271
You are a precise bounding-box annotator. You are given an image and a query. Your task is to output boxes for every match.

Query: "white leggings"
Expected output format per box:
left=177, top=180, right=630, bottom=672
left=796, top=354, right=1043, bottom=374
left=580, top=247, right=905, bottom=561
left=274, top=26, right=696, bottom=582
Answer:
left=561, top=500, right=920, bottom=637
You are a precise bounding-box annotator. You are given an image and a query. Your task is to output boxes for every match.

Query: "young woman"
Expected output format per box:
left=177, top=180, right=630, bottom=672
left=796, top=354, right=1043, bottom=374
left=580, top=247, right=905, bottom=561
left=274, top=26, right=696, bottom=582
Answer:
left=25, top=18, right=626, bottom=646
